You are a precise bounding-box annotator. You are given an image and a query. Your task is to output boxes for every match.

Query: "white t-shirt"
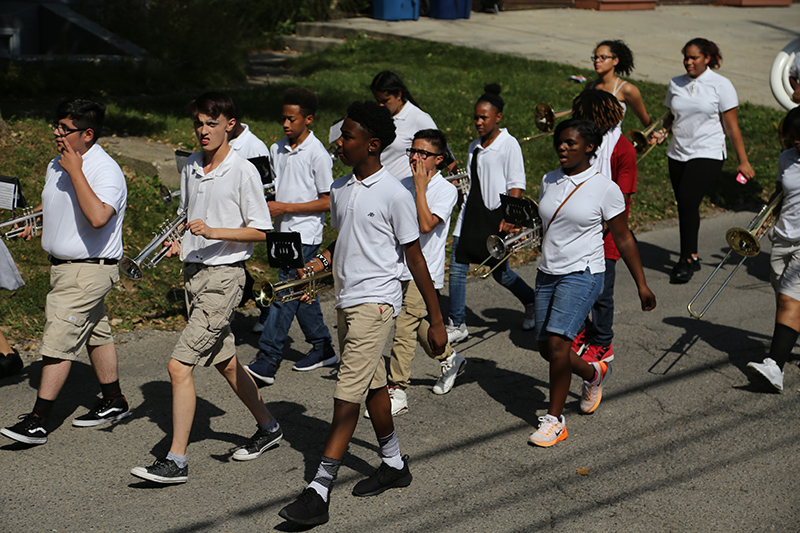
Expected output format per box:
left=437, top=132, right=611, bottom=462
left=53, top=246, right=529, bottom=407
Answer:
left=773, top=147, right=800, bottom=242
left=591, top=124, right=621, bottom=180
left=330, top=166, right=419, bottom=315
left=380, top=102, right=437, bottom=180
left=270, top=131, right=333, bottom=245
left=42, top=143, right=127, bottom=260
left=399, top=172, right=458, bottom=289
left=665, top=69, right=739, bottom=162
left=538, top=165, right=625, bottom=275
left=228, top=123, right=269, bottom=159
left=453, top=128, right=526, bottom=237
left=179, top=148, right=272, bottom=265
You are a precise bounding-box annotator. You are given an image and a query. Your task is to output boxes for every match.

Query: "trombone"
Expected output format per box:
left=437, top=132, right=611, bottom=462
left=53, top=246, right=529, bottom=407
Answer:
left=521, top=103, right=572, bottom=143
left=120, top=212, right=188, bottom=280
left=687, top=191, right=784, bottom=319
left=1, top=207, right=42, bottom=239
left=624, top=111, right=672, bottom=163
left=253, top=270, right=334, bottom=306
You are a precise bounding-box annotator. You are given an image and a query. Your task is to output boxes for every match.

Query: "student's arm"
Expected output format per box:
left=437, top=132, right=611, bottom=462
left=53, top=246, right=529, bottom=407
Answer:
left=622, top=83, right=651, bottom=128
left=607, top=213, right=656, bottom=311
left=404, top=239, right=447, bottom=355
left=185, top=220, right=267, bottom=242
left=412, top=164, right=443, bottom=234
left=268, top=193, right=330, bottom=218
left=58, top=142, right=116, bottom=228
left=721, top=107, right=755, bottom=180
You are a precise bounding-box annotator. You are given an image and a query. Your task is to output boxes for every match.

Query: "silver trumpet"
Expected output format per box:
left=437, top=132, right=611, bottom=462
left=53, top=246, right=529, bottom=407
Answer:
left=1, top=207, right=42, bottom=239
left=160, top=185, right=180, bottom=205
left=449, top=170, right=469, bottom=196
left=253, top=270, right=334, bottom=307
left=469, top=222, right=543, bottom=279
left=120, top=212, right=188, bottom=280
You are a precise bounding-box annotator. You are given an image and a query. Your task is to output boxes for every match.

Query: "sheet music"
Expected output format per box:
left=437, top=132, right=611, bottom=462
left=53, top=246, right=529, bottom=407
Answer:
left=0, top=181, right=16, bottom=210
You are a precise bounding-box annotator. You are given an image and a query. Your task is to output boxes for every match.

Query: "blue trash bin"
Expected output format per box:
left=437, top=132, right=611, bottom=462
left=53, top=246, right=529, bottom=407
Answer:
left=429, top=0, right=471, bottom=19
left=373, top=0, right=420, bottom=21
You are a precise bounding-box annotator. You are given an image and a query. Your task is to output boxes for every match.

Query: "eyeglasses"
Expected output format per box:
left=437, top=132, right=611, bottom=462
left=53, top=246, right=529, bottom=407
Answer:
left=406, top=148, right=442, bottom=159
left=591, top=54, right=616, bottom=62
left=51, top=121, right=87, bottom=136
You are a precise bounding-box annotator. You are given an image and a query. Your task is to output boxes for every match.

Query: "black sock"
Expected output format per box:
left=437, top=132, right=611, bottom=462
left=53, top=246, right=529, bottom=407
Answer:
left=32, top=397, right=55, bottom=419
left=768, top=323, right=799, bottom=370
left=99, top=380, right=123, bottom=399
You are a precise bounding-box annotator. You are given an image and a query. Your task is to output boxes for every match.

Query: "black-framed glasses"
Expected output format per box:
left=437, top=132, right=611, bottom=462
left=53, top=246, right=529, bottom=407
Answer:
left=591, top=54, right=616, bottom=62
left=406, top=148, right=442, bottom=159
left=51, top=121, right=87, bottom=136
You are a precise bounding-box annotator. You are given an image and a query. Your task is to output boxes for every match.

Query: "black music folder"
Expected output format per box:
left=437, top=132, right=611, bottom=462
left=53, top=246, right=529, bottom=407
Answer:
left=266, top=232, right=304, bottom=269
left=500, top=194, right=538, bottom=227
left=0, top=176, right=26, bottom=210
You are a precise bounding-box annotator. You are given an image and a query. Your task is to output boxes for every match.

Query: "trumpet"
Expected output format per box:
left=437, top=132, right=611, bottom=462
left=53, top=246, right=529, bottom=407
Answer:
left=120, top=212, right=188, bottom=280
left=469, top=222, right=543, bottom=278
left=0, top=207, right=42, bottom=239
left=160, top=185, right=180, bottom=205
left=624, top=111, right=672, bottom=163
left=449, top=170, right=469, bottom=196
left=521, top=103, right=572, bottom=143
left=688, top=191, right=783, bottom=319
left=253, top=270, right=334, bottom=306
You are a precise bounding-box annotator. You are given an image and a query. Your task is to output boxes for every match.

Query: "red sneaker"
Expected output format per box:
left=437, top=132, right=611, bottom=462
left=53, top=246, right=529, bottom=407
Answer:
left=570, top=328, right=587, bottom=356
left=582, top=343, right=614, bottom=364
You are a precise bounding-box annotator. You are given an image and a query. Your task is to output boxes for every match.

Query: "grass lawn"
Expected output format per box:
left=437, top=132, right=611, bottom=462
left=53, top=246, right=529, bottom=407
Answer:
left=0, top=36, right=789, bottom=342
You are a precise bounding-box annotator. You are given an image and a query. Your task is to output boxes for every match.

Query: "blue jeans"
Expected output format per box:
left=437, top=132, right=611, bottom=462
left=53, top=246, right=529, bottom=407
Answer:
left=257, top=244, right=333, bottom=362
left=534, top=267, right=604, bottom=342
left=448, top=236, right=536, bottom=326
left=584, top=258, right=616, bottom=346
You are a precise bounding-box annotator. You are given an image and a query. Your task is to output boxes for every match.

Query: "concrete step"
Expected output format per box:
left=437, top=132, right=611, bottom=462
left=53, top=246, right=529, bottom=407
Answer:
left=294, top=21, right=408, bottom=42
left=280, top=35, right=345, bottom=54
left=246, top=51, right=297, bottom=85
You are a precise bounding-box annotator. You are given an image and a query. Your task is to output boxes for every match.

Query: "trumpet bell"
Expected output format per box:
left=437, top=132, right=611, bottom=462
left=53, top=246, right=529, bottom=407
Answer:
left=726, top=227, right=761, bottom=258
left=252, top=281, right=275, bottom=307
left=487, top=234, right=507, bottom=260
left=119, top=257, right=143, bottom=280
left=625, top=129, right=649, bottom=153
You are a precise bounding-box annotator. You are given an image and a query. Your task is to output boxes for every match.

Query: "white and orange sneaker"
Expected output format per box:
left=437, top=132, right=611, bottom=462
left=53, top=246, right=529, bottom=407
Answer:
left=528, top=414, right=567, bottom=447
left=580, top=361, right=610, bottom=414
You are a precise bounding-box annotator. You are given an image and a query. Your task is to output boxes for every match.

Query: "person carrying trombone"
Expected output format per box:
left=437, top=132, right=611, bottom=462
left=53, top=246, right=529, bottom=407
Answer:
left=746, top=107, right=800, bottom=392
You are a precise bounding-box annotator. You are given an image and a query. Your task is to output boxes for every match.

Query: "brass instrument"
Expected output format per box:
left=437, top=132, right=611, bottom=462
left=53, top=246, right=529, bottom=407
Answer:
left=449, top=170, right=469, bottom=196
left=253, top=270, right=334, bottom=306
left=688, top=191, right=783, bottom=319
left=0, top=207, right=42, bottom=239
left=624, top=111, right=672, bottom=163
left=521, top=103, right=572, bottom=143
left=769, top=37, right=800, bottom=111
left=469, top=223, right=543, bottom=278
left=120, top=212, right=188, bottom=280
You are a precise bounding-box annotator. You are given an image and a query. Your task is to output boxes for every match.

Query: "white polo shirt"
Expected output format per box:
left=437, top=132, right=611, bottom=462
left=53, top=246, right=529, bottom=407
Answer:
left=42, top=143, right=127, bottom=260
left=380, top=102, right=437, bottom=180
left=270, top=131, right=333, bottom=245
left=179, top=148, right=272, bottom=265
left=537, top=165, right=625, bottom=275
left=453, top=128, right=526, bottom=237
left=399, top=172, right=458, bottom=289
left=330, top=166, right=419, bottom=315
left=228, top=123, right=269, bottom=159
left=591, top=124, right=621, bottom=180
left=665, top=69, right=739, bottom=162
left=774, top=147, right=800, bottom=242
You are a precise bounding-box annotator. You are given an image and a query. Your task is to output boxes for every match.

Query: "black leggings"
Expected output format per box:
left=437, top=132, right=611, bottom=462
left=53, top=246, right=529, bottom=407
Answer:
left=668, top=157, right=725, bottom=260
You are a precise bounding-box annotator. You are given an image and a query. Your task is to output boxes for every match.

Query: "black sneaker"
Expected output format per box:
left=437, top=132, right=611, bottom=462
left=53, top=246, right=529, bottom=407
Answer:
left=278, top=487, right=330, bottom=526
left=1, top=413, right=48, bottom=445
left=0, top=349, right=23, bottom=379
left=351, top=455, right=412, bottom=497
left=232, top=425, right=283, bottom=461
left=130, top=458, right=188, bottom=484
left=72, top=396, right=131, bottom=427
left=245, top=352, right=280, bottom=385
left=669, top=260, right=693, bottom=284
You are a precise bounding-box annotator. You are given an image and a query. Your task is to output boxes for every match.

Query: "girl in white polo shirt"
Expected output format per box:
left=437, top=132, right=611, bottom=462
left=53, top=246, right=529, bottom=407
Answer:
left=747, top=107, right=800, bottom=392
left=529, top=118, right=656, bottom=448
left=371, top=71, right=438, bottom=180
left=652, top=38, right=755, bottom=284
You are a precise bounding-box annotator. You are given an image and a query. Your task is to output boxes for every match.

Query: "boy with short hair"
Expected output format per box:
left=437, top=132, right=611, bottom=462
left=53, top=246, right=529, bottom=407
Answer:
left=278, top=101, right=448, bottom=526
left=130, top=92, right=280, bottom=484
left=1, top=98, right=130, bottom=445
left=246, top=87, right=337, bottom=384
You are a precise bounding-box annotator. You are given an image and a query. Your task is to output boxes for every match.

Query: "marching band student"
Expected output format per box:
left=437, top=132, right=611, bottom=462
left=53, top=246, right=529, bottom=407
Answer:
left=447, top=83, right=536, bottom=344
left=383, top=129, right=463, bottom=416
left=747, top=107, right=800, bottom=392
left=651, top=37, right=755, bottom=284
left=371, top=71, right=438, bottom=180
left=246, top=87, right=337, bottom=385
left=278, top=101, right=447, bottom=526
left=588, top=40, right=651, bottom=128
left=1, top=99, right=130, bottom=445
left=130, top=92, right=280, bottom=484
left=529, top=119, right=655, bottom=448
left=0, top=240, right=24, bottom=379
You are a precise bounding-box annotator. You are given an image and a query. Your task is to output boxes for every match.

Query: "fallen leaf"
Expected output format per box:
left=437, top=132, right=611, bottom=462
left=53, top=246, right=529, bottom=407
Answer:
left=577, top=468, right=590, bottom=476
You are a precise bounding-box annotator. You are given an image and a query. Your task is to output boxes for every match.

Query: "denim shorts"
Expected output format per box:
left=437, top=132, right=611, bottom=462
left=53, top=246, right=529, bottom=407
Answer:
left=534, top=267, right=604, bottom=342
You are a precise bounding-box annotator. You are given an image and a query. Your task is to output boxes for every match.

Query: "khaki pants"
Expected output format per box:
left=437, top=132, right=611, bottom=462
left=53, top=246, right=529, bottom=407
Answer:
left=388, top=280, right=452, bottom=390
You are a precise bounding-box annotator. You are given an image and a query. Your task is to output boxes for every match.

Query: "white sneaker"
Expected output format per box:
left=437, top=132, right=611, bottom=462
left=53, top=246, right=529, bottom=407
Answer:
left=446, top=318, right=469, bottom=344
left=363, top=386, right=408, bottom=418
left=746, top=357, right=784, bottom=392
left=432, top=352, right=467, bottom=395
left=528, top=414, right=567, bottom=447
left=522, top=303, right=536, bottom=331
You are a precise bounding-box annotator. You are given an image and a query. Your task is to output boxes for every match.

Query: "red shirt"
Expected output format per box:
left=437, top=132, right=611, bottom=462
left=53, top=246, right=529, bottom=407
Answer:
left=603, top=135, right=637, bottom=261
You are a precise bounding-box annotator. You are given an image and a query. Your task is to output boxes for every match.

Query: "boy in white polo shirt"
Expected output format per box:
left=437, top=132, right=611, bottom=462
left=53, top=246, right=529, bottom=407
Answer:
left=130, top=93, right=280, bottom=484
left=1, top=99, right=130, bottom=446
left=278, top=101, right=447, bottom=526
left=246, top=87, right=337, bottom=385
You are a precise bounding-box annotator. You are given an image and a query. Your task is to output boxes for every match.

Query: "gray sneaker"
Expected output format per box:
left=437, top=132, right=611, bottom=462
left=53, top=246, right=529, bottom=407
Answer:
left=746, top=357, right=784, bottom=392
left=131, top=458, right=188, bottom=484
left=446, top=319, right=469, bottom=344
left=232, top=426, right=283, bottom=461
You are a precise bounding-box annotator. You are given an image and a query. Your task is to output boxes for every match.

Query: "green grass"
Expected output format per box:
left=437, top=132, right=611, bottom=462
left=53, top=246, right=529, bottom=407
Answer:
left=0, top=36, right=789, bottom=342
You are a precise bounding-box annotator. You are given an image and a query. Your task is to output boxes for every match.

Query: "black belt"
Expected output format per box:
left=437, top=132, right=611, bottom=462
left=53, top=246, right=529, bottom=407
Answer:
left=49, top=256, right=118, bottom=266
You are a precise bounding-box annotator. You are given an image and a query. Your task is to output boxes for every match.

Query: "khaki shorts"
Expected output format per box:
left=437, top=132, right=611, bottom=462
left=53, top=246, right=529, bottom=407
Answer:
left=334, top=303, right=395, bottom=404
left=770, top=235, right=800, bottom=302
left=171, top=263, right=244, bottom=367
left=41, top=263, right=118, bottom=361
